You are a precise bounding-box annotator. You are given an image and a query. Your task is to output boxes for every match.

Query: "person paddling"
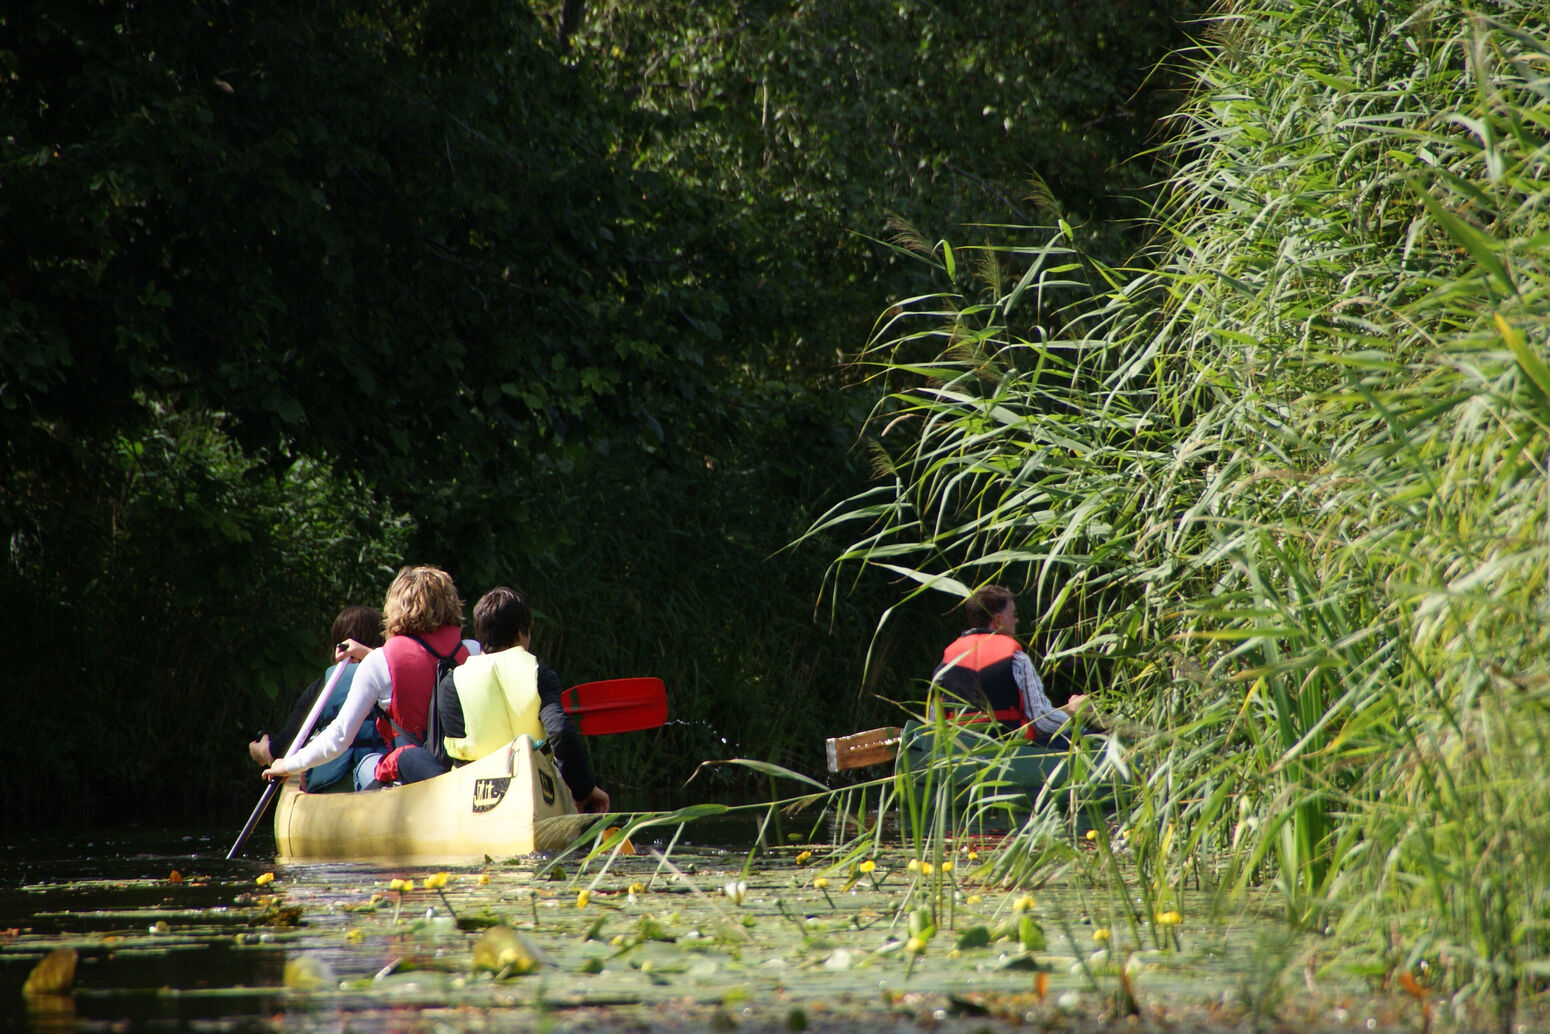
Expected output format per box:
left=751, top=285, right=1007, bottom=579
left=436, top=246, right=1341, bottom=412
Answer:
left=932, top=585, right=1089, bottom=747
left=435, top=586, right=610, bottom=812
left=248, top=606, right=386, bottom=791
left=263, top=565, right=479, bottom=787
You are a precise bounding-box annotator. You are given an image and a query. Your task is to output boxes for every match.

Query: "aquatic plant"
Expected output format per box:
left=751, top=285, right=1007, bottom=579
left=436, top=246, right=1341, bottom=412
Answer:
left=802, top=0, right=1550, bottom=1023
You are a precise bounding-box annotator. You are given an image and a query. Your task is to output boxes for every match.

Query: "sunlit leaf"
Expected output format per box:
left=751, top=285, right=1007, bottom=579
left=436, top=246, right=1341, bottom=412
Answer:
left=22, top=948, right=77, bottom=996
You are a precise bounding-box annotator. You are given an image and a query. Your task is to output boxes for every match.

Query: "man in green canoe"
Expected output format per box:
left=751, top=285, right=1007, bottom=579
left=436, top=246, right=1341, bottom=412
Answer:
left=932, top=585, right=1089, bottom=747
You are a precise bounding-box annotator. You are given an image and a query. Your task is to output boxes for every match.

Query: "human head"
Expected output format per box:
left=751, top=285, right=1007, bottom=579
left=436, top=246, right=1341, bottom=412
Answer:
left=473, top=586, right=532, bottom=653
left=382, top=565, right=463, bottom=638
left=331, top=605, right=386, bottom=650
left=965, top=585, right=1015, bottom=631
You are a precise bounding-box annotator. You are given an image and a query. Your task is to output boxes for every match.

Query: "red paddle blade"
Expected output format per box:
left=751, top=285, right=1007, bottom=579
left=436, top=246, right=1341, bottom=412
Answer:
left=562, top=676, right=668, bottom=734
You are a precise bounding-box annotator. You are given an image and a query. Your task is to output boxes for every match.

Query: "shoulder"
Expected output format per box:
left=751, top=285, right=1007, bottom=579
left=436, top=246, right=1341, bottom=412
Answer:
left=352, top=650, right=391, bottom=697
left=454, top=651, right=497, bottom=684
left=356, top=649, right=389, bottom=679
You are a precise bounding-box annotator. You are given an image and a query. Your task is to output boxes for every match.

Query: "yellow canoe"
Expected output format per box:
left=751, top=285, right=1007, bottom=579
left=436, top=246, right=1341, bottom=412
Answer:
left=274, top=736, right=588, bottom=864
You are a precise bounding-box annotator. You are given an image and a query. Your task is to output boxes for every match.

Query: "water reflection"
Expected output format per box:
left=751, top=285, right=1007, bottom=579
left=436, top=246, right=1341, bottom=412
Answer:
left=21, top=993, right=75, bottom=1034
left=2, top=829, right=289, bottom=1030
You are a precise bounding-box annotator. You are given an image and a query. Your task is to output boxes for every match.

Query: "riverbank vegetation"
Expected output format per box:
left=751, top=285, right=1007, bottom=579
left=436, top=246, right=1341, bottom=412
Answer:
left=809, top=0, right=1550, bottom=1025
left=0, top=0, right=1189, bottom=825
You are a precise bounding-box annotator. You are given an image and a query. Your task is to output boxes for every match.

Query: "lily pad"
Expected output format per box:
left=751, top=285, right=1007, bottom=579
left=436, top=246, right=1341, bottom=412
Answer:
left=23, top=947, right=78, bottom=995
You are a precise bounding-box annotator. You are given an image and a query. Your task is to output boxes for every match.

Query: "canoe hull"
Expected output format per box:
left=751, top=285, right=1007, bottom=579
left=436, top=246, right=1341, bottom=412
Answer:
left=275, top=737, right=586, bottom=864
left=897, top=720, right=1126, bottom=816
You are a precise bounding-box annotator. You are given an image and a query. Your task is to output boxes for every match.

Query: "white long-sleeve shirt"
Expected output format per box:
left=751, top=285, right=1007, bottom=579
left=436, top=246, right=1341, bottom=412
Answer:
left=272, top=640, right=479, bottom=777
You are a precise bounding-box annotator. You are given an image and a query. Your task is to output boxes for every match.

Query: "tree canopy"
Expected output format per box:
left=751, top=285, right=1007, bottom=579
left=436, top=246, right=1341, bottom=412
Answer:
left=0, top=0, right=1192, bottom=826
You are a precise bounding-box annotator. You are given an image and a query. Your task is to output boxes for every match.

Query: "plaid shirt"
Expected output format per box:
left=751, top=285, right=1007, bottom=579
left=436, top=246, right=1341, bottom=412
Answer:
left=1011, top=648, right=1068, bottom=735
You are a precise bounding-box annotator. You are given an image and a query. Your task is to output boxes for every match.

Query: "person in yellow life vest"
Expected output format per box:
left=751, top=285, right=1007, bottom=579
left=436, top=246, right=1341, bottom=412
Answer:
left=437, top=586, right=610, bottom=813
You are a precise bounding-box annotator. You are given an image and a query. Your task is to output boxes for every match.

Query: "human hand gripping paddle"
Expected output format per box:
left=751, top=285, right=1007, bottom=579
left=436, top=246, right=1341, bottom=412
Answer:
left=226, top=652, right=354, bottom=859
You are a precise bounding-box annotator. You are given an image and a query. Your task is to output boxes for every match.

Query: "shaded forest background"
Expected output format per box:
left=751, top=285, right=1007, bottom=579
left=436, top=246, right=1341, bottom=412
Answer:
left=0, top=0, right=1192, bottom=828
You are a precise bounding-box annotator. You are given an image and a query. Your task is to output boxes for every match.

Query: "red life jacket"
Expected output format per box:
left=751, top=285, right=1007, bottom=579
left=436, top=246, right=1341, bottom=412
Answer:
left=933, top=631, right=1025, bottom=726
left=375, top=625, right=469, bottom=745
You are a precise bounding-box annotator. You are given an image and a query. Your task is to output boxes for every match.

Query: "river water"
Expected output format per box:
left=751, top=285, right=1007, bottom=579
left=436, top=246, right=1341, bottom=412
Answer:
left=1, top=824, right=1533, bottom=1033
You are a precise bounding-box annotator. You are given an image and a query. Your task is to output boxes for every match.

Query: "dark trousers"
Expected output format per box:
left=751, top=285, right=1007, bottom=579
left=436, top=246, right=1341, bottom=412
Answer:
left=1033, top=729, right=1106, bottom=751
left=396, top=746, right=450, bottom=784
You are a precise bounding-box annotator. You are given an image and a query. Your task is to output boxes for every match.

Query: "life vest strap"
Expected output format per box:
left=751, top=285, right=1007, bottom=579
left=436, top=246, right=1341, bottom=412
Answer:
left=943, top=706, right=1024, bottom=724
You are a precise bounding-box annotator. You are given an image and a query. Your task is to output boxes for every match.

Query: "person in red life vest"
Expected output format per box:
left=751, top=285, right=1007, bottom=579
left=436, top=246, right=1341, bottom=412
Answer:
left=932, top=585, right=1089, bottom=747
left=262, top=565, right=479, bottom=788
left=433, top=586, right=611, bottom=812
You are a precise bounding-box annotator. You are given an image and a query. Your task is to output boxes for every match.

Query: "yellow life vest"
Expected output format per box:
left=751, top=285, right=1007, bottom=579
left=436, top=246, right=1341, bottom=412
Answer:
left=445, top=648, right=543, bottom=762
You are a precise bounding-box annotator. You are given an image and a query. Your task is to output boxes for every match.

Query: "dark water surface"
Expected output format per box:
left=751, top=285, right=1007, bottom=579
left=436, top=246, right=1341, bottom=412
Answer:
left=2, top=828, right=289, bottom=1031
left=0, top=820, right=765, bottom=1032
left=3, top=824, right=1530, bottom=1034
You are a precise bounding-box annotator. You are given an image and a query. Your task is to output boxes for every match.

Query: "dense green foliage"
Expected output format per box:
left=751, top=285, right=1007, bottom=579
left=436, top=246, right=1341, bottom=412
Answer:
left=0, top=0, right=1190, bottom=826
left=560, top=0, right=1189, bottom=356
left=2, top=0, right=710, bottom=563
left=816, top=0, right=1550, bottom=1018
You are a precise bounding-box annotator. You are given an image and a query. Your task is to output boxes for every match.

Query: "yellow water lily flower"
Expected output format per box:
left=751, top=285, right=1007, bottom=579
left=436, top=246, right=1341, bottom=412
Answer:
left=812, top=877, right=828, bottom=890
left=795, top=850, right=812, bottom=865
left=628, top=882, right=646, bottom=896
left=576, top=889, right=591, bottom=908
left=1085, top=829, right=1098, bottom=841
left=423, top=872, right=449, bottom=890
left=1155, top=910, right=1182, bottom=927
left=255, top=872, right=275, bottom=886
left=478, top=874, right=491, bottom=885
left=940, top=861, right=953, bottom=873
left=1093, top=927, right=1111, bottom=943
left=858, top=860, right=876, bottom=874
left=1013, top=895, right=1035, bottom=911
left=907, top=859, right=921, bottom=873
left=919, top=861, right=935, bottom=876
left=906, top=936, right=926, bottom=954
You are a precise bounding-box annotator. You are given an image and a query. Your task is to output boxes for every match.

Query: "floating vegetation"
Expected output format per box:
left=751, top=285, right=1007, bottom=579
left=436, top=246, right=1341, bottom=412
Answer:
left=22, top=947, right=76, bottom=995
left=2, top=821, right=1523, bottom=1033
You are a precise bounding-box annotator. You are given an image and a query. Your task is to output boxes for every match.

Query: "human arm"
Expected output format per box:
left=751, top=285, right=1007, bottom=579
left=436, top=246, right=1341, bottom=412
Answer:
left=1011, top=650, right=1071, bottom=736
left=574, top=785, right=610, bottom=812
left=261, top=651, right=388, bottom=779
left=535, top=665, right=602, bottom=806
left=437, top=668, right=467, bottom=746
left=336, top=638, right=373, bottom=662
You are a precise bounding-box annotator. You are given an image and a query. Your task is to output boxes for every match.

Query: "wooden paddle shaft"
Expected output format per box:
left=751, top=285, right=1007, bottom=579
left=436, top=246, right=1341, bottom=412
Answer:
left=226, top=656, right=353, bottom=859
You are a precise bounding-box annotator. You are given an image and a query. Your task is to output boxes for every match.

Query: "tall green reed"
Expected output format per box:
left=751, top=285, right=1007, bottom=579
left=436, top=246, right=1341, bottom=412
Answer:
left=805, top=0, right=1550, bottom=1018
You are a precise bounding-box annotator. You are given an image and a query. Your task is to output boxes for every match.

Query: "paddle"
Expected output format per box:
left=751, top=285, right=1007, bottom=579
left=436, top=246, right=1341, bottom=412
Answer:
left=562, top=676, right=667, bottom=734
left=226, top=658, right=353, bottom=860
